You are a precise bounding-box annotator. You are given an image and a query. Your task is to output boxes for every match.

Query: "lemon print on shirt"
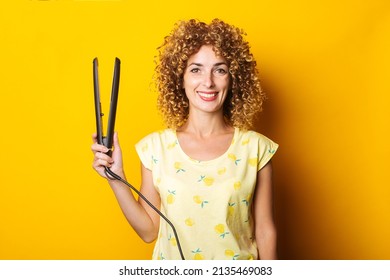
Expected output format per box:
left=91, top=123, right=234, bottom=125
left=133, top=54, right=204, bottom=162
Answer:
left=167, top=140, right=177, bottom=150
left=225, top=249, right=240, bottom=260
left=157, top=253, right=165, bottom=260
left=185, top=218, right=195, bottom=226
left=242, top=138, right=250, bottom=145
left=228, top=202, right=235, bottom=217
left=192, top=248, right=204, bottom=260
left=242, top=193, right=252, bottom=206
left=248, top=158, right=258, bottom=167
left=215, top=224, right=230, bottom=238
left=217, top=167, right=226, bottom=175
left=141, top=143, right=148, bottom=152
left=234, top=181, right=241, bottom=190
left=167, top=190, right=176, bottom=204
left=193, top=195, right=208, bottom=208
left=228, top=153, right=241, bottom=165
left=168, top=234, right=177, bottom=246
left=174, top=162, right=185, bottom=173
left=198, top=175, right=214, bottom=186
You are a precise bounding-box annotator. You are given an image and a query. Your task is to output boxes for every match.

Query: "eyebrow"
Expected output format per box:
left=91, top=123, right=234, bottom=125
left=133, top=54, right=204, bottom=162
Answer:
left=187, top=62, right=228, bottom=67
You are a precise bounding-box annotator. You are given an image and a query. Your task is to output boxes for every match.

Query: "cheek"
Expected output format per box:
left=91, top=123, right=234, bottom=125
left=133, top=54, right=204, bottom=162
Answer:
left=183, top=76, right=200, bottom=90
left=218, top=77, right=231, bottom=90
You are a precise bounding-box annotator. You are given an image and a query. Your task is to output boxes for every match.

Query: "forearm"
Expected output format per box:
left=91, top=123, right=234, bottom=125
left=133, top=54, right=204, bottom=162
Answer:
left=108, top=177, right=158, bottom=243
left=253, top=162, right=278, bottom=260
left=256, top=225, right=278, bottom=260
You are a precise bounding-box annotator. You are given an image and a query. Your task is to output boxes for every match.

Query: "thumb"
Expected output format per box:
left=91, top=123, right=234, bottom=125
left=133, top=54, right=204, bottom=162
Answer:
left=113, top=131, right=120, bottom=149
left=112, top=131, right=122, bottom=155
left=111, top=132, right=123, bottom=168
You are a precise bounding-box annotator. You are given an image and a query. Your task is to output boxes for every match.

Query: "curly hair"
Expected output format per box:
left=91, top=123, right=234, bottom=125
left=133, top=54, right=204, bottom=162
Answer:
left=154, top=18, right=265, bottom=130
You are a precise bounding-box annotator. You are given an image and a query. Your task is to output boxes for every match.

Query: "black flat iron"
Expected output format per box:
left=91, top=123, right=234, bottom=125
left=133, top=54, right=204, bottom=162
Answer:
left=93, top=57, right=120, bottom=156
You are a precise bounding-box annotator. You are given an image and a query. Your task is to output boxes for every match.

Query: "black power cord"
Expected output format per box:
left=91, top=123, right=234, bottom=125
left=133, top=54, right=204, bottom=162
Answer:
left=104, top=167, right=185, bottom=260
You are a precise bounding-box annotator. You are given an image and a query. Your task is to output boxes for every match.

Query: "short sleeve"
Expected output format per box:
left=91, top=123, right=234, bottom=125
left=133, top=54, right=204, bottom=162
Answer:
left=257, top=134, right=279, bottom=171
left=135, top=134, right=154, bottom=170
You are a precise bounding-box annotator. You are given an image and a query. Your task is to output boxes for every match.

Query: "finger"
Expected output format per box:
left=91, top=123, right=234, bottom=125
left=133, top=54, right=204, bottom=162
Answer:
left=92, top=164, right=109, bottom=178
left=92, top=156, right=113, bottom=171
left=113, top=131, right=121, bottom=150
left=91, top=143, right=109, bottom=154
left=94, top=151, right=114, bottom=163
left=95, top=158, right=113, bottom=168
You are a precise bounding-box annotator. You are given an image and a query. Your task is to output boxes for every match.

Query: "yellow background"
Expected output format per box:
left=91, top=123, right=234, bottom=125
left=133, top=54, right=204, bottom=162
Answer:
left=0, top=0, right=389, bottom=260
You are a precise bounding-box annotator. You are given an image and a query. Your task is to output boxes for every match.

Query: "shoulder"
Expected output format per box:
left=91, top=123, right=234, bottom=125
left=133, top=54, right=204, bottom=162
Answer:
left=136, top=129, right=176, bottom=150
left=135, top=129, right=176, bottom=169
left=235, top=128, right=279, bottom=159
left=137, top=129, right=174, bottom=143
left=236, top=128, right=277, bottom=145
left=236, top=129, right=279, bottom=170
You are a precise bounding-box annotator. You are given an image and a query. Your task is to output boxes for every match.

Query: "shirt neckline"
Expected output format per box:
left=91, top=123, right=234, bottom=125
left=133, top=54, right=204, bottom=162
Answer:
left=171, top=127, right=239, bottom=165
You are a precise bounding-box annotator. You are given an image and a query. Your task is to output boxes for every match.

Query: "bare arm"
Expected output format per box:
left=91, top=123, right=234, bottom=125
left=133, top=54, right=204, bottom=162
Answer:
left=253, top=161, right=278, bottom=259
left=91, top=132, right=160, bottom=242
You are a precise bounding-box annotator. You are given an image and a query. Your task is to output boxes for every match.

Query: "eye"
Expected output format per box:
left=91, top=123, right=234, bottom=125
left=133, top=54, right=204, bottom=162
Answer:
left=215, top=68, right=228, bottom=75
left=189, top=68, right=200, bottom=73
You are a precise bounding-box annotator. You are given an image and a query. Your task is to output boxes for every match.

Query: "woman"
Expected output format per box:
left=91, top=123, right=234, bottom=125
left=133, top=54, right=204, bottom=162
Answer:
left=92, top=18, right=278, bottom=260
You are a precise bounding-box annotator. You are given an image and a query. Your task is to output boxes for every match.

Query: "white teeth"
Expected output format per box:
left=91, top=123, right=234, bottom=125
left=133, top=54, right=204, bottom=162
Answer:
left=198, top=92, right=217, bottom=98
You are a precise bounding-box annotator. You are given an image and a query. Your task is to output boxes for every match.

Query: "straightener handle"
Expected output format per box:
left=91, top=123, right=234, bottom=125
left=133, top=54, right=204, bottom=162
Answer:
left=102, top=137, right=113, bottom=157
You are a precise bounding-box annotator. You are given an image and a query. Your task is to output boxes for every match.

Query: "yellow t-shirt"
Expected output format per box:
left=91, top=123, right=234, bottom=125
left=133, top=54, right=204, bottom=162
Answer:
left=135, top=128, right=278, bottom=260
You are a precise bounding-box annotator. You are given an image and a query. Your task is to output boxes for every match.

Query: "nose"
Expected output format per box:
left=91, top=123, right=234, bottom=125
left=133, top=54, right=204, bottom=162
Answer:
left=203, top=71, right=215, bottom=88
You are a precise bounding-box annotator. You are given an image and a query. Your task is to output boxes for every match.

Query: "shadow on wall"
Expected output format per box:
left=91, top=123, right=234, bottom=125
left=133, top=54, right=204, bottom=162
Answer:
left=253, top=84, right=327, bottom=260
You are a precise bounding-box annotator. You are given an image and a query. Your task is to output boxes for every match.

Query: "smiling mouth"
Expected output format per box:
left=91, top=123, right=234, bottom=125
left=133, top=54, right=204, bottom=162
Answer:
left=198, top=91, right=218, bottom=101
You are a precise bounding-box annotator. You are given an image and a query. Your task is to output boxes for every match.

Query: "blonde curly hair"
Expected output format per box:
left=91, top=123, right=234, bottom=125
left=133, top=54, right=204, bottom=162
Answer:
left=154, top=18, right=265, bottom=130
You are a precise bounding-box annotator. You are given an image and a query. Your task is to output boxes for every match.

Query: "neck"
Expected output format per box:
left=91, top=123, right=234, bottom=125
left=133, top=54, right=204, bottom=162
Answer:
left=178, top=110, right=232, bottom=137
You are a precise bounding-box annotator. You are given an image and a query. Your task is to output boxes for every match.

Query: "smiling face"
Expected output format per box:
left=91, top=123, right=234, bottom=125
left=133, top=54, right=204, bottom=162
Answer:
left=182, top=45, right=231, bottom=116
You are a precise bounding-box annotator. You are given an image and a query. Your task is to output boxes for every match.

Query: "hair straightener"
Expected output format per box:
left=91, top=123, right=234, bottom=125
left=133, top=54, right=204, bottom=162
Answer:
left=93, top=57, right=120, bottom=155
left=93, top=58, right=185, bottom=260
